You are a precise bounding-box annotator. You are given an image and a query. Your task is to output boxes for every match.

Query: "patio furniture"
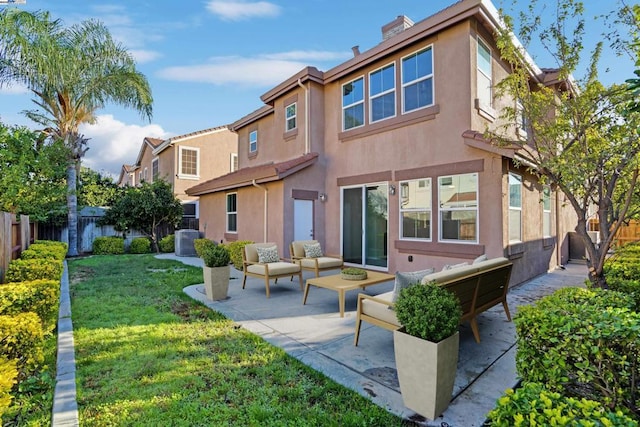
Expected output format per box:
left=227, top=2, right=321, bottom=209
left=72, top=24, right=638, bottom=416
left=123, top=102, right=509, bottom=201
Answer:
left=290, top=240, right=344, bottom=277
left=242, top=243, right=303, bottom=298
left=303, top=270, right=394, bottom=317
left=354, top=257, right=513, bottom=345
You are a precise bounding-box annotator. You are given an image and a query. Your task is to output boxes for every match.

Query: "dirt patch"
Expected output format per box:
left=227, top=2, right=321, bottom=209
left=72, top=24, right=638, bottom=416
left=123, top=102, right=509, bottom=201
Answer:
left=69, top=266, right=95, bottom=285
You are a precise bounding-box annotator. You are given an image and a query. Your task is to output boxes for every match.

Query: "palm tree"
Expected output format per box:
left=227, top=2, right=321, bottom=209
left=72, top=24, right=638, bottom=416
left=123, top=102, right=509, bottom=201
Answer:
left=0, top=9, right=152, bottom=256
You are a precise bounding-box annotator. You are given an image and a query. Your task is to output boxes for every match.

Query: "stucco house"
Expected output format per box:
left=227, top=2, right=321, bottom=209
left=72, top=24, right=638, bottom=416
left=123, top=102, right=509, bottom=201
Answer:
left=186, top=0, right=577, bottom=285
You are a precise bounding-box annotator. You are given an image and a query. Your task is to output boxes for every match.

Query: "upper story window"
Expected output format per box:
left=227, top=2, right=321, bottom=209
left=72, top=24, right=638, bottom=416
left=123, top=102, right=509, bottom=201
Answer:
left=477, top=38, right=492, bottom=108
left=369, top=63, right=396, bottom=123
left=517, top=99, right=528, bottom=138
left=249, top=130, right=257, bottom=153
left=179, top=146, right=199, bottom=179
left=285, top=102, right=297, bottom=131
left=226, top=193, right=237, bottom=233
left=438, top=173, right=478, bottom=243
left=342, top=76, right=364, bottom=130
left=230, top=153, right=238, bottom=172
left=542, top=185, right=552, bottom=237
left=402, top=46, right=433, bottom=113
left=143, top=167, right=148, bottom=182
left=400, top=178, right=431, bottom=240
left=509, top=172, right=522, bottom=242
left=152, top=158, right=159, bottom=181
left=138, top=171, right=142, bottom=184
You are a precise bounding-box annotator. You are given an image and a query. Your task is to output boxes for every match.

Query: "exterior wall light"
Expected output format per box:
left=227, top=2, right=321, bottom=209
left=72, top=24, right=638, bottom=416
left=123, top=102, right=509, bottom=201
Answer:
left=319, top=193, right=327, bottom=202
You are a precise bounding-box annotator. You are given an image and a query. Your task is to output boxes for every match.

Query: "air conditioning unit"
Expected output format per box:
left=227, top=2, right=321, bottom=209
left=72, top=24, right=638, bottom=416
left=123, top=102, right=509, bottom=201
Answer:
left=175, top=229, right=200, bottom=257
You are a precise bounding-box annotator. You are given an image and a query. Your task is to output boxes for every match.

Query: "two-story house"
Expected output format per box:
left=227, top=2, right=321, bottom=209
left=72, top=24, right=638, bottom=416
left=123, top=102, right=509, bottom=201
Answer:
left=186, top=0, right=577, bottom=285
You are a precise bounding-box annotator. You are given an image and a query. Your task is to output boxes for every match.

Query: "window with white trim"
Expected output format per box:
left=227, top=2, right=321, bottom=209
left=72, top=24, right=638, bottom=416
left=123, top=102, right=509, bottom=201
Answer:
left=143, top=167, right=148, bottom=182
left=152, top=158, right=159, bottom=181
left=226, top=193, right=237, bottom=233
left=477, top=37, right=492, bottom=108
left=230, top=153, right=238, bottom=172
left=179, top=146, right=199, bottom=178
left=542, top=185, right=552, bottom=237
left=509, top=172, right=522, bottom=242
left=370, top=63, right=396, bottom=123
left=438, top=173, right=478, bottom=242
left=342, top=76, right=364, bottom=130
left=285, top=102, right=297, bottom=131
left=399, top=178, right=431, bottom=240
left=249, top=130, right=257, bottom=153
left=402, top=46, right=434, bottom=113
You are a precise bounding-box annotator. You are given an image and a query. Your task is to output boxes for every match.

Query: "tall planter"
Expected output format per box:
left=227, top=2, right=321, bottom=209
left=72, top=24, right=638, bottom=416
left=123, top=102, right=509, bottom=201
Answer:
left=393, top=329, right=459, bottom=420
left=204, top=265, right=230, bottom=300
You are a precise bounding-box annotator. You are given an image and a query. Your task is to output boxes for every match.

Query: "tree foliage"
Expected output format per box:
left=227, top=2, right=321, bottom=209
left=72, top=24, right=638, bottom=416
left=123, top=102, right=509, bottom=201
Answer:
left=78, top=167, right=122, bottom=208
left=99, top=180, right=182, bottom=253
left=491, top=0, right=640, bottom=288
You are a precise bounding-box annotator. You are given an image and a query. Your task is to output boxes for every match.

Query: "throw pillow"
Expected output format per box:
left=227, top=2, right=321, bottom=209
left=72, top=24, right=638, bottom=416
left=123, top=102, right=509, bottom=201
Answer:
left=442, top=262, right=470, bottom=271
left=390, top=268, right=435, bottom=307
left=303, top=242, right=323, bottom=258
left=256, top=246, right=279, bottom=263
left=473, top=254, right=488, bottom=264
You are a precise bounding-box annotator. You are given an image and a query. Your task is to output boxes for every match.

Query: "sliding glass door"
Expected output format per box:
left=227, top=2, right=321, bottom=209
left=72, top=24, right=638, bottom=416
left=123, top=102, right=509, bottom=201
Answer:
left=342, top=184, right=388, bottom=269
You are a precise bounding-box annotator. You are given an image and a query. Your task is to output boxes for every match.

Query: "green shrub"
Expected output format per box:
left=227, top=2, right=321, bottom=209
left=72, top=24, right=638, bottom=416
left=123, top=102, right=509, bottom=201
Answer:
left=21, top=243, right=67, bottom=261
left=486, top=382, right=638, bottom=426
left=224, top=240, right=253, bottom=271
left=201, top=244, right=230, bottom=268
left=159, top=234, right=175, bottom=253
left=5, top=259, right=63, bottom=283
left=0, top=355, right=17, bottom=420
left=394, top=282, right=462, bottom=342
left=606, top=277, right=640, bottom=312
left=514, top=287, right=640, bottom=416
left=0, top=280, right=60, bottom=333
left=0, top=313, right=44, bottom=381
left=193, top=238, right=215, bottom=258
left=129, top=237, right=151, bottom=254
left=92, top=236, right=125, bottom=255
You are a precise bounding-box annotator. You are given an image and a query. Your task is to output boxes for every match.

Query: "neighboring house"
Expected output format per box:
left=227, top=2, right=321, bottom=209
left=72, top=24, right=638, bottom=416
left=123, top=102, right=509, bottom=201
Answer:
left=118, top=126, right=238, bottom=223
left=186, top=0, right=577, bottom=285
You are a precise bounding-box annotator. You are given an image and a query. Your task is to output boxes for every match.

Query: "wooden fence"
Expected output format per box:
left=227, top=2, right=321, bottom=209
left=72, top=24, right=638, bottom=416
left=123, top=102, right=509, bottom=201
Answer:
left=0, top=212, right=35, bottom=283
left=588, top=218, right=640, bottom=247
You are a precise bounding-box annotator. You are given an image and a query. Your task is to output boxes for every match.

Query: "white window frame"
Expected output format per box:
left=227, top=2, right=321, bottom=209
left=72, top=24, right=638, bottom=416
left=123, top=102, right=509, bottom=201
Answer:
left=138, top=171, right=142, bottom=185
left=226, top=192, right=237, bottom=233
left=369, top=62, right=396, bottom=123
left=401, top=45, right=434, bottom=114
left=285, top=102, right=297, bottom=131
left=509, top=172, right=522, bottom=243
left=477, top=37, right=492, bottom=108
left=143, top=167, right=148, bottom=182
left=249, top=130, right=257, bottom=153
left=230, top=153, right=238, bottom=172
left=438, top=173, right=479, bottom=243
left=542, top=185, right=552, bottom=238
left=342, top=76, right=365, bottom=131
left=517, top=99, right=528, bottom=138
left=152, top=157, right=159, bottom=181
left=178, top=146, right=200, bottom=179
left=399, top=178, right=432, bottom=241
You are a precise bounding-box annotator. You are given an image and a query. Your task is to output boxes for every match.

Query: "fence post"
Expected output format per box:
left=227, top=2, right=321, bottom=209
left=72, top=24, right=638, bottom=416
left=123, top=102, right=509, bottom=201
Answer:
left=0, top=212, right=11, bottom=283
left=20, top=214, right=30, bottom=252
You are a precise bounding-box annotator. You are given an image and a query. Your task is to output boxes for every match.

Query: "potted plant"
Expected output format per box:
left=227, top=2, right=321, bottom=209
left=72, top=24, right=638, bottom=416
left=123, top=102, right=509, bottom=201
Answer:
left=201, top=244, right=231, bottom=300
left=393, top=282, right=463, bottom=420
left=340, top=267, right=368, bottom=281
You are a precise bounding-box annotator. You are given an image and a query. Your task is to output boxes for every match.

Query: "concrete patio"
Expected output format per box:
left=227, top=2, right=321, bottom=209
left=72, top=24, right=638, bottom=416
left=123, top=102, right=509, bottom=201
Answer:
left=158, top=254, right=589, bottom=427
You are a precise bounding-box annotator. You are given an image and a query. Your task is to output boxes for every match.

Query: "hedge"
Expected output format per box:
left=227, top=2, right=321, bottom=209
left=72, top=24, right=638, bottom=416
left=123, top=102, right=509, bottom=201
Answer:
left=92, top=236, right=125, bottom=255
left=159, top=234, right=175, bottom=253
left=0, top=280, right=59, bottom=333
left=20, top=243, right=67, bottom=261
left=5, top=259, right=63, bottom=283
left=0, top=313, right=44, bottom=380
left=129, top=237, right=151, bottom=254
left=0, top=356, right=17, bottom=420
left=224, top=240, right=253, bottom=271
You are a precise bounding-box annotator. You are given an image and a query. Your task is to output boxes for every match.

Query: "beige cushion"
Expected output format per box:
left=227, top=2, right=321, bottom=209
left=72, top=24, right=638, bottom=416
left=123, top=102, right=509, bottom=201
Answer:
left=421, top=264, right=480, bottom=285
left=300, top=257, right=343, bottom=269
left=473, top=257, right=510, bottom=270
left=442, top=262, right=470, bottom=271
left=291, top=240, right=317, bottom=258
left=244, top=242, right=277, bottom=263
left=246, top=261, right=301, bottom=276
left=361, top=291, right=400, bottom=327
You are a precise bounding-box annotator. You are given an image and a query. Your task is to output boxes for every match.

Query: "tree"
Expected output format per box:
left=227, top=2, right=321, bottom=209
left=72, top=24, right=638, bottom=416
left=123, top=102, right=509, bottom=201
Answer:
left=78, top=167, right=122, bottom=208
left=0, top=121, right=68, bottom=221
left=0, top=9, right=153, bottom=256
left=99, top=180, right=183, bottom=253
left=490, top=0, right=640, bottom=288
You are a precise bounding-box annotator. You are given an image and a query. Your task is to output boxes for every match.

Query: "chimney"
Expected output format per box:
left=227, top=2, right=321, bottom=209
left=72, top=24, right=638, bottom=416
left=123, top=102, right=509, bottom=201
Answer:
left=351, top=45, right=360, bottom=57
left=381, top=15, right=414, bottom=41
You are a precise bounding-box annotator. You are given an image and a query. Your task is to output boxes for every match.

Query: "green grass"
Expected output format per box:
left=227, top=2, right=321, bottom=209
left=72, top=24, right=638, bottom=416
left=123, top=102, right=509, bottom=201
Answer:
left=68, top=254, right=407, bottom=426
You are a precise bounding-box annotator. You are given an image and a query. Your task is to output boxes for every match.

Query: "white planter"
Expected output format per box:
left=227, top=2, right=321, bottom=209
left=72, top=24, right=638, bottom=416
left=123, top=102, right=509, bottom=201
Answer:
left=203, top=265, right=230, bottom=300
left=393, top=330, right=459, bottom=420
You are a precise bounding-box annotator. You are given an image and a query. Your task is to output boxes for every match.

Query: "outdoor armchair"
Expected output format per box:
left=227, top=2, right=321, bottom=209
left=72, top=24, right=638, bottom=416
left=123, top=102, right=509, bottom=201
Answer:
left=289, top=240, right=343, bottom=277
left=242, top=242, right=303, bottom=298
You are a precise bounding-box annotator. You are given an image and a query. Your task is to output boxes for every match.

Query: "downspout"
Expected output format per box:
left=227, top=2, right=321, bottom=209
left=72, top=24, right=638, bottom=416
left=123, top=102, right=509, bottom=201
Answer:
left=297, top=78, right=310, bottom=154
left=252, top=179, right=268, bottom=242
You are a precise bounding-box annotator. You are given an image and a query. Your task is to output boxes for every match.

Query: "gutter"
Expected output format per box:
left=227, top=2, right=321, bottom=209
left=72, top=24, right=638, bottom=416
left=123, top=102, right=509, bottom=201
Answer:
left=297, top=78, right=310, bottom=154
left=252, top=179, right=268, bottom=242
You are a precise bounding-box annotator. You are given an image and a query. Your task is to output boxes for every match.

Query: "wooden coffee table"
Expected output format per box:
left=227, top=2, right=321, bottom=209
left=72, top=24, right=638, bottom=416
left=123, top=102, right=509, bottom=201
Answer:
left=303, top=271, right=394, bottom=317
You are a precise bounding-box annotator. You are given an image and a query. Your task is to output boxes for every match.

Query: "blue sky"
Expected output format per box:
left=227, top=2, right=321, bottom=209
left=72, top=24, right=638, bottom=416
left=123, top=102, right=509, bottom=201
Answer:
left=0, top=0, right=635, bottom=178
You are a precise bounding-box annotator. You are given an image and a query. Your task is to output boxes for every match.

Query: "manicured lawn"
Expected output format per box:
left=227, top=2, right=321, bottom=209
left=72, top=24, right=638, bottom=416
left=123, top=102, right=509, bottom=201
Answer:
left=69, top=254, right=407, bottom=426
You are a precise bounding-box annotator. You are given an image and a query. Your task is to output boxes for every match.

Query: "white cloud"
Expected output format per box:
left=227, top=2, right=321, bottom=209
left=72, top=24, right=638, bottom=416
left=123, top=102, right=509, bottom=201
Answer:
left=79, top=115, right=170, bottom=179
left=0, top=82, right=29, bottom=95
left=130, top=49, right=162, bottom=64
left=206, top=1, right=281, bottom=21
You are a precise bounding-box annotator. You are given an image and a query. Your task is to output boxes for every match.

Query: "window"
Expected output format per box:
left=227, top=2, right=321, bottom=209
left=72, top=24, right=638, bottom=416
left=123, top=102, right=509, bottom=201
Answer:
left=517, top=99, right=528, bottom=137
left=226, top=193, right=237, bottom=233
left=249, top=130, right=257, bottom=153
left=342, top=77, right=364, bottom=130
left=138, top=171, right=142, bottom=184
left=285, top=102, right=297, bottom=131
left=400, top=178, right=431, bottom=240
left=230, top=153, right=238, bottom=172
left=152, top=158, right=159, bottom=181
left=542, top=186, right=552, bottom=237
left=402, top=46, right=433, bottom=113
left=509, top=172, right=522, bottom=242
left=438, top=173, right=478, bottom=242
left=477, top=38, right=492, bottom=108
left=370, top=63, right=396, bottom=123
left=179, top=146, right=199, bottom=178
left=143, top=167, right=148, bottom=182
left=182, top=202, right=197, bottom=218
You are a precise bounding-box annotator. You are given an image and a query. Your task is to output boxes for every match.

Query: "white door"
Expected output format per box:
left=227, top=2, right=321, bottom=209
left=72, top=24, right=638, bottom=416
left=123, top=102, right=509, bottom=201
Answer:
left=294, top=199, right=314, bottom=241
